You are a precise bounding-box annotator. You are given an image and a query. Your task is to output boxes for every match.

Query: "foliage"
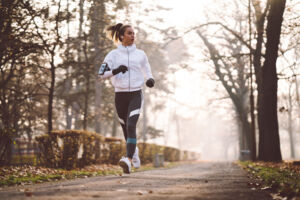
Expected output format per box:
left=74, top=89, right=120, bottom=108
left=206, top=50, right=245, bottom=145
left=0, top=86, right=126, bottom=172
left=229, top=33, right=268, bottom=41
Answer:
left=0, top=161, right=182, bottom=187
left=163, top=146, right=181, bottom=162
left=35, top=130, right=105, bottom=169
left=11, top=155, right=38, bottom=166
left=99, top=137, right=126, bottom=165
left=240, top=161, right=300, bottom=198
left=0, top=164, right=121, bottom=187
left=0, top=0, right=46, bottom=165
left=138, top=143, right=161, bottom=164
left=35, top=130, right=190, bottom=169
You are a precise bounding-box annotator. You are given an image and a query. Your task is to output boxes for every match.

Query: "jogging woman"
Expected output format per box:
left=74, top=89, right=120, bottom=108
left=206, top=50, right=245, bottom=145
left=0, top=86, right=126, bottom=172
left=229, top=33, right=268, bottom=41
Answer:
left=98, top=23, right=155, bottom=174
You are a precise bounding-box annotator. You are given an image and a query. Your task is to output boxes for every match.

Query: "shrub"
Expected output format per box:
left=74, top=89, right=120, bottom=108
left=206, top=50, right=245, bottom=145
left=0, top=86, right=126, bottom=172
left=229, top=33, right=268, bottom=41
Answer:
left=163, top=146, right=180, bottom=162
left=36, top=130, right=104, bottom=169
left=36, top=130, right=199, bottom=169
left=138, top=143, right=163, bottom=164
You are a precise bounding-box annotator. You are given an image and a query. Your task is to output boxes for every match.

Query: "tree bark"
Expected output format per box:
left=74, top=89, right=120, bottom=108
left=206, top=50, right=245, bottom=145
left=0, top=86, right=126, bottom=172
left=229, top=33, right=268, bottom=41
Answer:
left=83, top=75, right=90, bottom=130
left=46, top=0, right=62, bottom=133
left=92, top=0, right=104, bottom=134
left=251, top=0, right=268, bottom=162
left=48, top=58, right=55, bottom=133
left=258, top=0, right=286, bottom=161
left=65, top=0, right=72, bottom=130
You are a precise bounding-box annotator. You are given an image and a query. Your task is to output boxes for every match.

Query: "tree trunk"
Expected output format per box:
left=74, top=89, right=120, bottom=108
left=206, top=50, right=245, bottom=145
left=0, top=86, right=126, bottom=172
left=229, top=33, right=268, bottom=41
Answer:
left=92, top=0, right=103, bottom=134
left=236, top=103, right=252, bottom=160
left=83, top=75, right=90, bottom=130
left=65, top=0, right=72, bottom=130
left=76, top=0, right=85, bottom=129
left=251, top=0, right=267, bottom=162
left=258, top=0, right=286, bottom=162
left=248, top=0, right=256, bottom=160
left=48, top=58, right=55, bottom=133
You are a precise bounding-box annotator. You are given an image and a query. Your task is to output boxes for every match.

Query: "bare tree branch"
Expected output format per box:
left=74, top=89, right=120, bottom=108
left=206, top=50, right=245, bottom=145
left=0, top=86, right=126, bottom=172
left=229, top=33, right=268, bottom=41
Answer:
left=163, top=22, right=257, bottom=56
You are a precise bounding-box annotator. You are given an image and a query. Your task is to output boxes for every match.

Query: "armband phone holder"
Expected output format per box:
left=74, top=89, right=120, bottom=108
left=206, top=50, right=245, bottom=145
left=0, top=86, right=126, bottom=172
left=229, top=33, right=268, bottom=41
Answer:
left=98, top=63, right=109, bottom=75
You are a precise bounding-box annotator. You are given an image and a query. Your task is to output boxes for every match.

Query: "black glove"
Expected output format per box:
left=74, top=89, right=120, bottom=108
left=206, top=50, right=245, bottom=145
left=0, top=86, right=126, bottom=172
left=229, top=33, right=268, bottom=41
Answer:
left=146, top=78, right=155, bottom=88
left=112, top=65, right=128, bottom=75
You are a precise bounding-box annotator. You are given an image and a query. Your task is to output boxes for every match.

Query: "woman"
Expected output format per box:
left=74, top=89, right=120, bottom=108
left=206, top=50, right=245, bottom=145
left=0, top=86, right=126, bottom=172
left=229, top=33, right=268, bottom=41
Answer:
left=98, top=23, right=155, bottom=174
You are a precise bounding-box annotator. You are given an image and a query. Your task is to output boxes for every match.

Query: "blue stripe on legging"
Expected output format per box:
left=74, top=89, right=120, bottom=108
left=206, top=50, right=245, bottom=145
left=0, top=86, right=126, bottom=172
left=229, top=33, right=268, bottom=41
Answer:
left=127, top=138, right=137, bottom=144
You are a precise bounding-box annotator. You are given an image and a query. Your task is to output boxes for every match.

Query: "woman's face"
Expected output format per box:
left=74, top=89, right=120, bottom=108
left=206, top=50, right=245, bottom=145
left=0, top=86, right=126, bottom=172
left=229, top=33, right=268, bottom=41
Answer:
left=122, top=27, right=135, bottom=46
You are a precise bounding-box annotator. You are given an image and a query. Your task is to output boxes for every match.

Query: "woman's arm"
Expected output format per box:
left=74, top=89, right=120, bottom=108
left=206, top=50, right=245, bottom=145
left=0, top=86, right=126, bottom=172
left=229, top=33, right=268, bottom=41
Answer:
left=141, top=51, right=154, bottom=80
left=98, top=52, right=114, bottom=79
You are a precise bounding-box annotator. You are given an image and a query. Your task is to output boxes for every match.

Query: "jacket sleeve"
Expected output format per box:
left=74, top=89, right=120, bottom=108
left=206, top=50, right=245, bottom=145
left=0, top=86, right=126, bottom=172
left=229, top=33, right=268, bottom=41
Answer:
left=98, top=51, right=114, bottom=79
left=141, top=51, right=154, bottom=80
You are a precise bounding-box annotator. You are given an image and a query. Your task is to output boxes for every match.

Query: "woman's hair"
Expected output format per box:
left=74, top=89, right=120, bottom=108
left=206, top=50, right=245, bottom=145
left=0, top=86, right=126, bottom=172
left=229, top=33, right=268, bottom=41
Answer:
left=106, top=23, right=131, bottom=43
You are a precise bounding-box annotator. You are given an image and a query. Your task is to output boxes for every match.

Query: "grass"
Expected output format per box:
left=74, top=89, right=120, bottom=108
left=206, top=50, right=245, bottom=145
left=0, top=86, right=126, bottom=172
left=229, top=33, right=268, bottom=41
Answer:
left=1, top=174, right=62, bottom=186
left=0, top=168, right=121, bottom=187
left=0, top=161, right=181, bottom=187
left=239, top=161, right=300, bottom=198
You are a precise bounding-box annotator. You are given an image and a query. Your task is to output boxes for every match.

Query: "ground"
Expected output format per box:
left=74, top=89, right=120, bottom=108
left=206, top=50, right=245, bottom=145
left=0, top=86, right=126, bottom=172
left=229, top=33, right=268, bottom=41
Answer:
left=0, top=161, right=273, bottom=200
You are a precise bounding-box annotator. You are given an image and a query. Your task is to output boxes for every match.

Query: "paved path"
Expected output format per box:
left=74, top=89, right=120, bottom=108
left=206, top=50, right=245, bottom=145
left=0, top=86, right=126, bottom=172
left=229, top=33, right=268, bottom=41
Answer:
left=0, top=161, right=272, bottom=200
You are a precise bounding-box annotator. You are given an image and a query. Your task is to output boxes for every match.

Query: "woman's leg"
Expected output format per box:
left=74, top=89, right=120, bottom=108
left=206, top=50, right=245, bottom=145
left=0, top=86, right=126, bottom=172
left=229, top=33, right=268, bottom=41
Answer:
left=126, top=90, right=142, bottom=159
left=115, top=92, right=129, bottom=141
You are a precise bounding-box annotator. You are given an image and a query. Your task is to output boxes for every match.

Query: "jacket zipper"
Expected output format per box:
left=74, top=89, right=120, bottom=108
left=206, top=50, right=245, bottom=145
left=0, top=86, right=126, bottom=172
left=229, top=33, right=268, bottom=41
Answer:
left=126, top=47, right=130, bottom=92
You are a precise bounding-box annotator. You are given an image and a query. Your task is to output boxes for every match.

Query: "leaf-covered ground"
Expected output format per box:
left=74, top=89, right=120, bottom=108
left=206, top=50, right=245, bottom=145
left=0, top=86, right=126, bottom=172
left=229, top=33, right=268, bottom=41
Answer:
left=0, top=162, right=176, bottom=187
left=240, top=161, right=300, bottom=199
left=0, top=164, right=123, bottom=187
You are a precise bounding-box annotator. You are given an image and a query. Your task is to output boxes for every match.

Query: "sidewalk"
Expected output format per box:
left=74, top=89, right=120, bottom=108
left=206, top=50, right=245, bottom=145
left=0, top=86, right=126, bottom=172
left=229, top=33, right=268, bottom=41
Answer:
left=0, top=161, right=272, bottom=200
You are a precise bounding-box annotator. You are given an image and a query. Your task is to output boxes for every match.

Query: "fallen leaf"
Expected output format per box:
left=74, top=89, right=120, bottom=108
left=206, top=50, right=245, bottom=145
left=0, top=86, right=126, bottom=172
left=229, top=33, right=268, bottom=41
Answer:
left=24, top=189, right=32, bottom=197
left=261, top=186, right=271, bottom=190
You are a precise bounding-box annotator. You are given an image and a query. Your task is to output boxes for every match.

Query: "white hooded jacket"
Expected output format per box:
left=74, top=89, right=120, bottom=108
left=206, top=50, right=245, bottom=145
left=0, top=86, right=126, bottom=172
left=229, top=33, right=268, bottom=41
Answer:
left=99, top=44, right=154, bottom=92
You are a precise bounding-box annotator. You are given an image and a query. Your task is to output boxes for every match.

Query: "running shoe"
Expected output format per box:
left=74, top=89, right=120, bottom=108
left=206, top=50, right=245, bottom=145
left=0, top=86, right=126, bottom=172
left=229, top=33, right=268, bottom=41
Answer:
left=119, top=156, right=131, bottom=174
left=132, top=147, right=141, bottom=168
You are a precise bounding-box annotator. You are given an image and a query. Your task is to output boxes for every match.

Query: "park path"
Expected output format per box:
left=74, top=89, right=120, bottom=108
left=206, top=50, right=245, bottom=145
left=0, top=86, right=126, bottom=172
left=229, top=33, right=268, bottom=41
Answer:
left=0, top=161, right=272, bottom=200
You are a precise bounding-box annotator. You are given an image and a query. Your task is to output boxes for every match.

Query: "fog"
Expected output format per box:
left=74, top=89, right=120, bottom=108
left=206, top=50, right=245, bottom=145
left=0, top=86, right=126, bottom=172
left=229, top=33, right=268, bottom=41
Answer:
left=129, top=0, right=300, bottom=161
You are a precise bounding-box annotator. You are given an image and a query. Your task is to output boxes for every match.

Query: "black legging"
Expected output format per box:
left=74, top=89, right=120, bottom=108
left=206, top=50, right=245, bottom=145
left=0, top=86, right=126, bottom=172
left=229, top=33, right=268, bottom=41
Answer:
left=115, top=90, right=142, bottom=159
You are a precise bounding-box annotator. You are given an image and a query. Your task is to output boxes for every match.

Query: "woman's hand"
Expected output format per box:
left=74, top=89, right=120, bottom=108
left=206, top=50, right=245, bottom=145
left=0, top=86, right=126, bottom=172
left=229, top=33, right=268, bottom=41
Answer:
left=112, top=65, right=128, bottom=75
left=146, top=78, right=155, bottom=88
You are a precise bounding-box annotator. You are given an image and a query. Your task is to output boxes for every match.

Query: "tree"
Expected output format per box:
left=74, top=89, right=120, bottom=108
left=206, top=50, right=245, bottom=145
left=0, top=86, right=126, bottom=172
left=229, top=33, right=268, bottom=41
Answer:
left=258, top=0, right=286, bottom=161
left=194, top=0, right=287, bottom=161
left=197, top=30, right=253, bottom=159
left=29, top=0, right=70, bottom=133
left=0, top=0, right=45, bottom=164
